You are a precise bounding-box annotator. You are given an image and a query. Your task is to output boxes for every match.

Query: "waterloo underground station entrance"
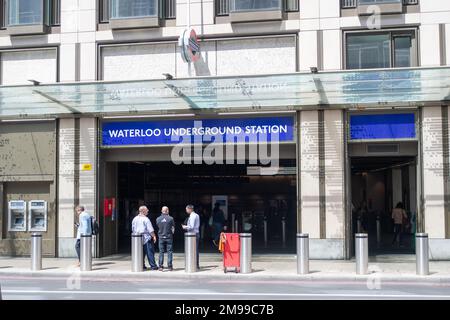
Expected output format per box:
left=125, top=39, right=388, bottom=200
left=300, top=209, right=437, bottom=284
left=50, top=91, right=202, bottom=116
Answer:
left=99, top=116, right=298, bottom=255
left=0, top=67, right=450, bottom=260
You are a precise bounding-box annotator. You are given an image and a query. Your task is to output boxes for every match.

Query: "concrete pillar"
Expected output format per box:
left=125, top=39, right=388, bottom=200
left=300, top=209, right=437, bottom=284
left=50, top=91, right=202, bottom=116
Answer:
left=300, top=111, right=321, bottom=239
left=323, top=109, right=345, bottom=259
left=79, top=118, right=98, bottom=257
left=57, top=118, right=78, bottom=257
left=422, top=106, right=450, bottom=259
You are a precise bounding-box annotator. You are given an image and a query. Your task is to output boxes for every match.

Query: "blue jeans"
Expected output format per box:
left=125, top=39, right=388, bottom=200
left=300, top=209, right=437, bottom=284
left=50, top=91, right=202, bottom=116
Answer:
left=143, top=241, right=158, bottom=269
left=75, top=239, right=80, bottom=261
left=158, top=238, right=173, bottom=268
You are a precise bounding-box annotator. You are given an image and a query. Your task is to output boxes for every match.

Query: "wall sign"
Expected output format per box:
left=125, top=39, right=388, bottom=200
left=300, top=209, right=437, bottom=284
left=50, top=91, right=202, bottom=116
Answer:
left=179, top=28, right=200, bottom=63
left=350, top=113, right=416, bottom=140
left=102, top=117, right=295, bottom=146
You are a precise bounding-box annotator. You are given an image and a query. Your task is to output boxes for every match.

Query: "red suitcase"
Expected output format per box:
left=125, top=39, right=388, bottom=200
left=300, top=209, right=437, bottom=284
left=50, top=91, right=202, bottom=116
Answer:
left=222, top=233, right=240, bottom=273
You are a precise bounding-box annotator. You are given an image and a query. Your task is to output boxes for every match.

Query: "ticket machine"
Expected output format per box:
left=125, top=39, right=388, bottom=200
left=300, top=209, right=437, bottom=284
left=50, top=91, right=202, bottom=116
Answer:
left=28, top=200, right=47, bottom=232
left=8, top=200, right=27, bottom=231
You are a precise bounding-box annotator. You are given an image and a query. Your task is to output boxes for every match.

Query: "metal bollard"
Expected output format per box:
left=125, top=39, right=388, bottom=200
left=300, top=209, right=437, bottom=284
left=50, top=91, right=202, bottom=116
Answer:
left=355, top=233, right=368, bottom=275
left=296, top=233, right=309, bottom=274
left=263, top=218, right=268, bottom=247
left=416, top=233, right=429, bottom=276
left=31, top=233, right=42, bottom=271
left=131, top=233, right=143, bottom=272
left=282, top=217, right=286, bottom=246
left=184, top=232, right=197, bottom=273
left=80, top=234, right=92, bottom=271
left=240, top=233, right=252, bottom=274
left=231, top=213, right=236, bottom=232
left=376, top=215, right=381, bottom=248
left=234, top=219, right=239, bottom=233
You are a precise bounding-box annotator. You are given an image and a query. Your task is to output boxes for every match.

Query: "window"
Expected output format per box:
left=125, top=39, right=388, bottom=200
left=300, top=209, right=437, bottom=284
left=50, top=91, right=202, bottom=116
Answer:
left=230, top=0, right=281, bottom=12
left=4, top=0, right=59, bottom=27
left=358, top=0, right=401, bottom=4
left=101, top=0, right=175, bottom=22
left=8, top=0, right=44, bottom=26
left=217, top=0, right=298, bottom=15
left=110, top=0, right=158, bottom=19
left=346, top=31, right=416, bottom=69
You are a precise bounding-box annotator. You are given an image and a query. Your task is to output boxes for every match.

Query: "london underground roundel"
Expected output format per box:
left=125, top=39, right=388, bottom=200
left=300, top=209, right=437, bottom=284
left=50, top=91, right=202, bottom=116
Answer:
left=179, top=28, right=200, bottom=63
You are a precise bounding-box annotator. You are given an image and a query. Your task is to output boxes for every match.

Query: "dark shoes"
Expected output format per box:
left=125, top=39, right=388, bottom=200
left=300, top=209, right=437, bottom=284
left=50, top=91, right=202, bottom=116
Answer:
left=158, top=267, right=164, bottom=271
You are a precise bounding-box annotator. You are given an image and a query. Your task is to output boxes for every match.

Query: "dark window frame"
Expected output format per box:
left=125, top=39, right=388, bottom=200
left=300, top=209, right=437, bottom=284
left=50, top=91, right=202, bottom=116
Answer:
left=343, top=28, right=418, bottom=70
left=99, top=0, right=176, bottom=23
left=215, top=0, right=299, bottom=16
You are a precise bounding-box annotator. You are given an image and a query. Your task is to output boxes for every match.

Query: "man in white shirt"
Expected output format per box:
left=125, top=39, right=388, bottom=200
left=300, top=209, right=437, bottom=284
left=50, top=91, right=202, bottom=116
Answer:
left=75, top=205, right=92, bottom=267
left=132, top=205, right=158, bottom=270
left=182, top=204, right=200, bottom=269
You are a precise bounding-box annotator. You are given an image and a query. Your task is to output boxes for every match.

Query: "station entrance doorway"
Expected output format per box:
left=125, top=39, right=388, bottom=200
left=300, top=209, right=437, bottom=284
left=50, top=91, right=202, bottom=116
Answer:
left=99, top=145, right=297, bottom=257
left=349, top=142, right=418, bottom=256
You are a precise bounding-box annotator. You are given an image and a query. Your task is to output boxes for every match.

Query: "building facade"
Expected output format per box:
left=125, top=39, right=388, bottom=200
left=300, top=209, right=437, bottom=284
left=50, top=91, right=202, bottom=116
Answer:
left=0, top=0, right=449, bottom=259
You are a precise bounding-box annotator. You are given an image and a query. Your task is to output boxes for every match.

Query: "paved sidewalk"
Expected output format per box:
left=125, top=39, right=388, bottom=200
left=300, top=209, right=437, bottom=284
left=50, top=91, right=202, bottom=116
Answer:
left=1, top=254, right=450, bottom=283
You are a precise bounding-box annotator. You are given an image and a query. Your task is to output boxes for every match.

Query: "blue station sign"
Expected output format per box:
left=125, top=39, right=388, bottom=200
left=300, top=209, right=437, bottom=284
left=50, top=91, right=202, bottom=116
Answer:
left=350, top=113, right=416, bottom=140
left=102, top=116, right=295, bottom=146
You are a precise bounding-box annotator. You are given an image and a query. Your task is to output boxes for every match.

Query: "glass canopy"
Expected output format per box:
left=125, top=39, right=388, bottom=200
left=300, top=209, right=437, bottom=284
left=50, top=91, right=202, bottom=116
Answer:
left=0, top=67, right=449, bottom=119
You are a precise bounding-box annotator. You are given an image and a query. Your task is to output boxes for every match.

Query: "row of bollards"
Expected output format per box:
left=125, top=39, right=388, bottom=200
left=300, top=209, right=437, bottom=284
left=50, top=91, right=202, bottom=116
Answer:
left=28, top=232, right=431, bottom=276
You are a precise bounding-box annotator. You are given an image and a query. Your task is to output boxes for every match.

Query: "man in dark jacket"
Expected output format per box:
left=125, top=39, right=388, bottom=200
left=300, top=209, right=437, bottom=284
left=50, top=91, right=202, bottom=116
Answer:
left=156, top=206, right=175, bottom=271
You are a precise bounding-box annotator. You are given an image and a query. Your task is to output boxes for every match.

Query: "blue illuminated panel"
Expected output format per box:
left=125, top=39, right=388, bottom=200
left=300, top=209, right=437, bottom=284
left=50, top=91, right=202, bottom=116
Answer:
left=350, top=113, right=416, bottom=140
left=102, top=117, right=295, bottom=146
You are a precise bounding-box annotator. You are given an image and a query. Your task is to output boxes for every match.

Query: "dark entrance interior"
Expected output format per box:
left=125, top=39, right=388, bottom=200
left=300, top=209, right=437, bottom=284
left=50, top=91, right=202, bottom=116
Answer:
left=116, top=161, right=297, bottom=254
left=351, top=156, right=417, bottom=255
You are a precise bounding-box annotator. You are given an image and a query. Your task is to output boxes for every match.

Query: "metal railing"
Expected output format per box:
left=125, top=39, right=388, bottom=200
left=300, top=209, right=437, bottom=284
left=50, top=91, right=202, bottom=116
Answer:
left=216, top=0, right=229, bottom=16
left=0, top=0, right=5, bottom=29
left=164, top=0, right=176, bottom=19
left=50, top=0, right=61, bottom=26
left=342, top=0, right=357, bottom=8
left=285, top=0, right=299, bottom=12
left=99, top=0, right=109, bottom=23
left=342, top=0, right=418, bottom=8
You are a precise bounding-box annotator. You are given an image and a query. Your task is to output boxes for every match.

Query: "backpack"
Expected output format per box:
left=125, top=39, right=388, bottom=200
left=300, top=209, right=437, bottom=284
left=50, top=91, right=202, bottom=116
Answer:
left=90, top=216, right=99, bottom=235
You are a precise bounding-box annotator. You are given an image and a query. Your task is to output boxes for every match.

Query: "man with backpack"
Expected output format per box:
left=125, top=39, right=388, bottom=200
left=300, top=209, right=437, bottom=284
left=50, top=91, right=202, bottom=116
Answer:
left=74, top=205, right=92, bottom=267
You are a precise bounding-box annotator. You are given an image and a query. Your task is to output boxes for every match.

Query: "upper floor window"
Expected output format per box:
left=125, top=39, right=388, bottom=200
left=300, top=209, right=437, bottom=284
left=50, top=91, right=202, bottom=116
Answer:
left=2, top=0, right=60, bottom=27
left=345, top=30, right=417, bottom=70
left=100, top=0, right=176, bottom=22
left=8, top=0, right=44, bottom=26
left=110, top=0, right=158, bottom=19
left=231, top=0, right=281, bottom=12
left=217, top=0, right=298, bottom=16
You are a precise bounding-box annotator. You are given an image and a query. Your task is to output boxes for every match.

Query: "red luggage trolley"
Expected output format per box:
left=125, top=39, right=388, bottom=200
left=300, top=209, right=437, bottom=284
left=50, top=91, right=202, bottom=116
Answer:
left=220, top=233, right=240, bottom=273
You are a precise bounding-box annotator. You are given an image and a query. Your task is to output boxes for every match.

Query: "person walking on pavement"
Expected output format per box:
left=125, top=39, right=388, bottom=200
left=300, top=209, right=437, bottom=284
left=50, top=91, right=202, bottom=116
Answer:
left=392, top=202, right=408, bottom=247
left=156, top=206, right=175, bottom=271
left=74, top=205, right=92, bottom=267
left=132, top=206, right=158, bottom=270
left=182, top=204, right=200, bottom=269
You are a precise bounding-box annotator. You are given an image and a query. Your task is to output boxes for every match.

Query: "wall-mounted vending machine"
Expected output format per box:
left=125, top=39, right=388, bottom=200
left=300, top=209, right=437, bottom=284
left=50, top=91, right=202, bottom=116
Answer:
left=28, top=200, right=47, bottom=232
left=8, top=200, right=27, bottom=231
